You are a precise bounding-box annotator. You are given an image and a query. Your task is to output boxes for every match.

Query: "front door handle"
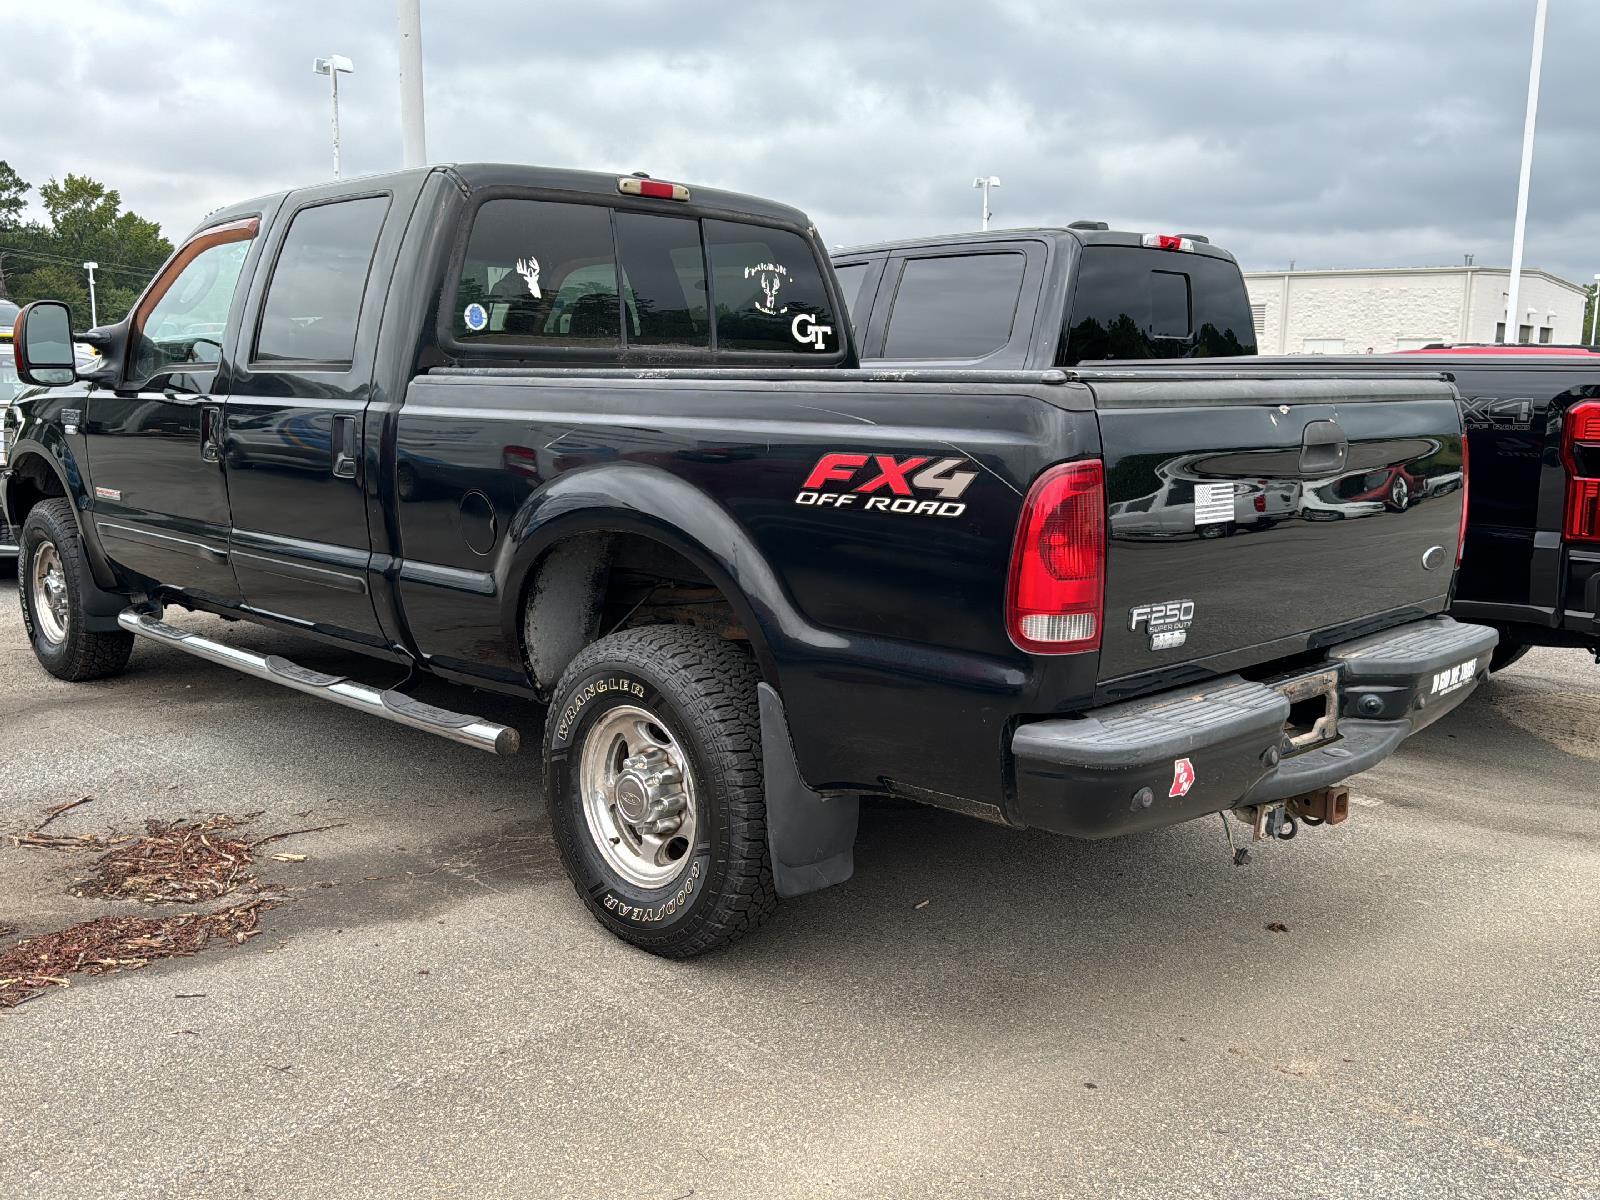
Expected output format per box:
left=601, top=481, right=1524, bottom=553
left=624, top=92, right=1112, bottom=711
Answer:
left=200, top=405, right=223, bottom=463
left=332, top=415, right=358, bottom=480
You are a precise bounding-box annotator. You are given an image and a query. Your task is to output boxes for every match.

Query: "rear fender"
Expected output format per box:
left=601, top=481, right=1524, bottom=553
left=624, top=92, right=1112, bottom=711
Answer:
left=505, top=464, right=858, bottom=897
left=504, top=461, right=802, bottom=703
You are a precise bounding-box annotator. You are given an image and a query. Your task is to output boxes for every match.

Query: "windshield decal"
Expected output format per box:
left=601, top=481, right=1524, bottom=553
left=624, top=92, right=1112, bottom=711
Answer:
left=745, top=261, right=788, bottom=315
left=516, top=256, right=542, bottom=298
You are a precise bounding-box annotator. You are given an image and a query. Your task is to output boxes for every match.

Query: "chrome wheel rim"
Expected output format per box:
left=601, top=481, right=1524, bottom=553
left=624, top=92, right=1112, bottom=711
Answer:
left=1391, top=478, right=1409, bottom=510
left=30, top=541, right=69, bottom=645
left=578, top=703, right=697, bottom=888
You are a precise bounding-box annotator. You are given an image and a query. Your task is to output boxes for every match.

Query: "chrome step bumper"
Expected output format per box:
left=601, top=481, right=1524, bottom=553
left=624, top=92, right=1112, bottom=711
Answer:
left=118, top=610, right=520, bottom=756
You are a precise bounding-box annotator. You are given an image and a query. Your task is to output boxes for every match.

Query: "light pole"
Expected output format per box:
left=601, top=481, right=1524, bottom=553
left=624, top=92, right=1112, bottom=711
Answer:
left=1503, top=0, right=1547, bottom=344
left=1590, top=274, right=1600, bottom=346
left=973, top=176, right=1000, bottom=231
left=82, top=261, right=98, bottom=327
left=397, top=0, right=427, bottom=168
left=313, top=54, right=356, bottom=179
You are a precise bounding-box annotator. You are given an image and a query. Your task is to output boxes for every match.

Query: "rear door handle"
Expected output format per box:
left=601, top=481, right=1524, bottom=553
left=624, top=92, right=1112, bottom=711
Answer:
left=332, top=415, right=358, bottom=479
left=200, top=405, right=223, bottom=464
left=1300, top=419, right=1347, bottom=475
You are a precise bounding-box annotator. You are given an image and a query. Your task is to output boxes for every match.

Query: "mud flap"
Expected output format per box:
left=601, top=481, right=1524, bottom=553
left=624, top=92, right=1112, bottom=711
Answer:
left=758, top=682, right=858, bottom=898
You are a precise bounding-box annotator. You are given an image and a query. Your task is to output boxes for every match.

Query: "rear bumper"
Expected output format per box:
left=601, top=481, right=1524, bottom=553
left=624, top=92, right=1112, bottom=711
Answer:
left=1010, top=616, right=1498, bottom=839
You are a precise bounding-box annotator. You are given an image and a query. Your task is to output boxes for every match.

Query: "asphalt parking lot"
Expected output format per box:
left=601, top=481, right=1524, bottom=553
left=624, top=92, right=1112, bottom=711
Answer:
left=1, top=569, right=1596, bottom=1199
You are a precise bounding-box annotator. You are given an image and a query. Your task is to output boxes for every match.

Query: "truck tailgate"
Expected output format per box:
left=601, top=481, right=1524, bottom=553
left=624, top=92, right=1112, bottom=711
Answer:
left=1085, top=374, right=1465, bottom=683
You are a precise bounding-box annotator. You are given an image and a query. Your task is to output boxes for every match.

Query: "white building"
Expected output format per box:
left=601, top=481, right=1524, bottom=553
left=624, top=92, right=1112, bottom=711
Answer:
left=1243, top=266, right=1589, bottom=354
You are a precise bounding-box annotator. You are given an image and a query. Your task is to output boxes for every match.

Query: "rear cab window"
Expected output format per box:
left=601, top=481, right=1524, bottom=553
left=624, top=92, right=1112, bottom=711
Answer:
left=446, top=196, right=844, bottom=363
left=1061, top=244, right=1258, bottom=364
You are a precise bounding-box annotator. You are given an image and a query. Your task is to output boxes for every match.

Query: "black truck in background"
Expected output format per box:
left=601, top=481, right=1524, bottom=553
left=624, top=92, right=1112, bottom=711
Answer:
left=834, top=228, right=1594, bottom=671
left=4, top=169, right=1494, bottom=956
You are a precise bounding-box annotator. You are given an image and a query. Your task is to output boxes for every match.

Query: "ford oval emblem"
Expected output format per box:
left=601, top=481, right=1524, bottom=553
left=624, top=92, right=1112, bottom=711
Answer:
left=1421, top=545, right=1446, bottom=571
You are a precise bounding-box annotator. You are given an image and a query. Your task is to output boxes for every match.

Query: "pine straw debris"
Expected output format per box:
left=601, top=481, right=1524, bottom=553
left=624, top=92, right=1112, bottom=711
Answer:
left=0, top=900, right=271, bottom=1009
left=71, top=816, right=257, bottom=905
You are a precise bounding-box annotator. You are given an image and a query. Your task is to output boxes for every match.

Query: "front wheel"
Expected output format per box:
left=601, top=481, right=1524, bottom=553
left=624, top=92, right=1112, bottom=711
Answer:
left=18, top=498, right=134, bottom=682
left=544, top=624, right=776, bottom=957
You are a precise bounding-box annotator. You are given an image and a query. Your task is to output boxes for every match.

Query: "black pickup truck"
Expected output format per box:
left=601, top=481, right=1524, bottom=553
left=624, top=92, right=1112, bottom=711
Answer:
left=3, top=168, right=1495, bottom=956
left=833, top=229, right=1598, bottom=673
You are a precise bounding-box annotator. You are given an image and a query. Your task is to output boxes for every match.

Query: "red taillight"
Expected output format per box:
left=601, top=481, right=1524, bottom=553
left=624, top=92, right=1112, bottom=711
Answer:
left=1007, top=460, right=1106, bottom=654
left=618, top=176, right=690, bottom=201
left=1141, top=233, right=1195, bottom=252
left=1457, top=434, right=1470, bottom=565
left=1562, top=400, right=1600, bottom=543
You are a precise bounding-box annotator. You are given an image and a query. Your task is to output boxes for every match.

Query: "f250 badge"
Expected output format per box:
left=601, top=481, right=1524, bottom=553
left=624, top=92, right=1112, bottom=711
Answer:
left=796, top=452, right=978, bottom=518
left=1130, top=599, right=1195, bottom=651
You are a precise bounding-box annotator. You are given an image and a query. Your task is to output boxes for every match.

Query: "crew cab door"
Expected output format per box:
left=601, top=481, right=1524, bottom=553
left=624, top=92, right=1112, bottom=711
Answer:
left=223, top=191, right=394, bottom=645
left=83, top=217, right=261, bottom=603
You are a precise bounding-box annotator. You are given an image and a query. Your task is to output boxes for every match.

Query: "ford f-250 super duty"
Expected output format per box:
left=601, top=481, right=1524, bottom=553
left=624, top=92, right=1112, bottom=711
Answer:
left=3, top=167, right=1495, bottom=956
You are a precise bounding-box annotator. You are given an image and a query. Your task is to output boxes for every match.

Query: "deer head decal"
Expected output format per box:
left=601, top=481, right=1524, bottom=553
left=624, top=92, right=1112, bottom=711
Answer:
left=745, top=261, right=788, bottom=315
left=516, top=256, right=542, bottom=298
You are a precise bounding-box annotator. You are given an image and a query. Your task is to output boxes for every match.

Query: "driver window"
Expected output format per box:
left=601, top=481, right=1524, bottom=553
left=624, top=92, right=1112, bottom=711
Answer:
left=130, top=218, right=256, bottom=384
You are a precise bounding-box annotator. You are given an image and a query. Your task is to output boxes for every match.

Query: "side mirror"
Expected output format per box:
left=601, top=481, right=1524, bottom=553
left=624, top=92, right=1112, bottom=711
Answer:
left=14, top=301, right=78, bottom=387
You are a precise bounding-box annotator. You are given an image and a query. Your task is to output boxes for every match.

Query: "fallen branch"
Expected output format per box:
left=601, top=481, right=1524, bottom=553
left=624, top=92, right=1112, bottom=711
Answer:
left=35, top=796, right=94, bottom=832
left=251, top=822, right=347, bottom=848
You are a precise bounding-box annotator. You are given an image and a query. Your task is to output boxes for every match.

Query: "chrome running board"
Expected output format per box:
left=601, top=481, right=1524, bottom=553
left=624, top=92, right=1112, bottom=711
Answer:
left=117, top=609, right=520, bottom=756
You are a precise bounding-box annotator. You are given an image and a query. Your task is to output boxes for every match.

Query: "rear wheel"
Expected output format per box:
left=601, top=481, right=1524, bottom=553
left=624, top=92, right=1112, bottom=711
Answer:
left=18, top=499, right=134, bottom=681
left=543, top=624, right=776, bottom=957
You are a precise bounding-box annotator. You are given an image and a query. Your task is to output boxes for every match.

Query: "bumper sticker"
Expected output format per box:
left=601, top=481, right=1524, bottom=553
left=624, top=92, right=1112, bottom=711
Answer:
left=1169, top=757, right=1196, bottom=798
left=1430, top=658, right=1479, bottom=697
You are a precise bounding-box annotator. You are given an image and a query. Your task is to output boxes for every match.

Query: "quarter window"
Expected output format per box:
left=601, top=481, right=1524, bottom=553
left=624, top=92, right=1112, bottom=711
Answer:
left=255, top=197, right=389, bottom=365
left=832, top=262, right=869, bottom=327
left=883, top=253, right=1026, bottom=360
left=453, top=200, right=620, bottom=348
left=705, top=219, right=840, bottom=355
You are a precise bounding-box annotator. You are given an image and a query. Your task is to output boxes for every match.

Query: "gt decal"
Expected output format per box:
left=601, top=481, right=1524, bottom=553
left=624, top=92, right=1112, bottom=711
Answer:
left=796, top=452, right=978, bottom=518
left=1169, top=758, right=1196, bottom=799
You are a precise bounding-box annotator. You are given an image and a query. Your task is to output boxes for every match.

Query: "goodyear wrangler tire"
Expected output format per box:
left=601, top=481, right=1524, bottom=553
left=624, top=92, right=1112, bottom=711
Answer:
left=544, top=625, right=777, bottom=957
left=19, top=499, right=134, bottom=682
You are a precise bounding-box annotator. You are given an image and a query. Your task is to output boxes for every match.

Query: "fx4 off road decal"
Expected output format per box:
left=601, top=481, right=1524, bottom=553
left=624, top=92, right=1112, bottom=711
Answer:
left=796, top=452, right=978, bottom=518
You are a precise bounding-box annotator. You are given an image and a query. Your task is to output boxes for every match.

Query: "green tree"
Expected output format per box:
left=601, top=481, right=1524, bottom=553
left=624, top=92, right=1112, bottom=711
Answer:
left=0, top=160, right=28, bottom=230
left=0, top=166, right=172, bottom=323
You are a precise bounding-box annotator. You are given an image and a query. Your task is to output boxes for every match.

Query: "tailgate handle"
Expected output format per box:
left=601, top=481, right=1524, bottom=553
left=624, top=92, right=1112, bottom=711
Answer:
left=1300, top=420, right=1347, bottom=475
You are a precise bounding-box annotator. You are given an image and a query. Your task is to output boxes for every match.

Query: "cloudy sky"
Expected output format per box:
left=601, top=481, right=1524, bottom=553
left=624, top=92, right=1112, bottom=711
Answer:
left=7, top=0, right=1598, bottom=280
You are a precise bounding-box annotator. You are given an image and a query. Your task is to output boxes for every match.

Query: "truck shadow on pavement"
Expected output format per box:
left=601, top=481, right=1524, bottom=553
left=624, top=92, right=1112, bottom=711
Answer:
left=3, top=592, right=1594, bottom=1016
